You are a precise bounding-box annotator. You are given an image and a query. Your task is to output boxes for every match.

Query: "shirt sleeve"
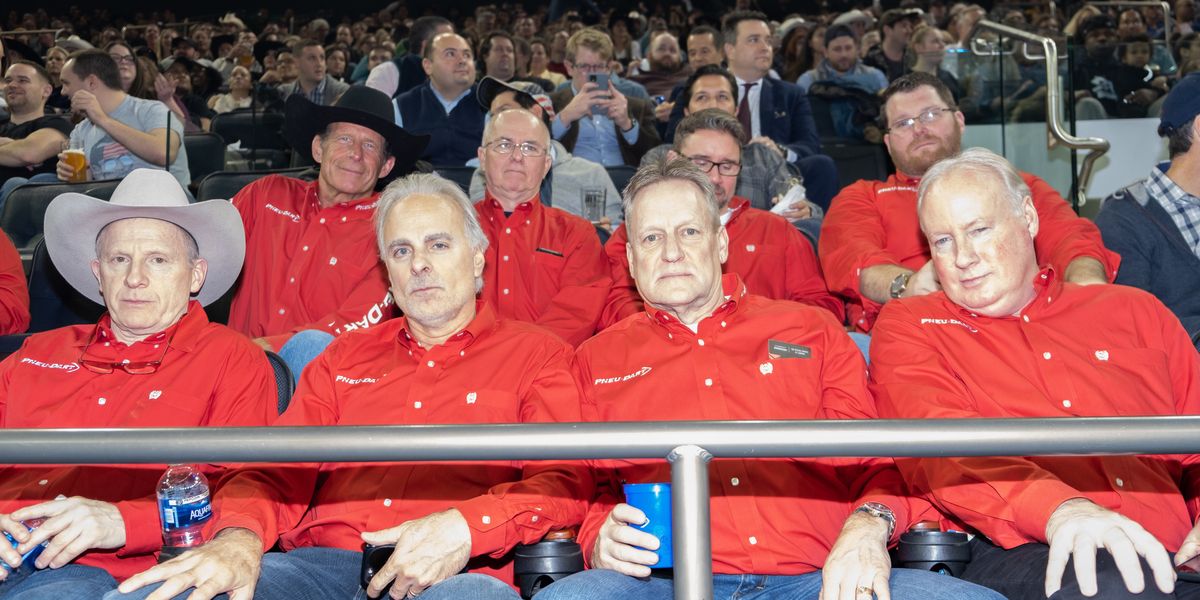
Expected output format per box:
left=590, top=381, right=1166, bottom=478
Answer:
left=819, top=181, right=897, bottom=330
left=531, top=220, right=611, bottom=346
left=453, top=339, right=593, bottom=557
left=868, top=301, right=1096, bottom=547
left=569, top=351, right=619, bottom=565
left=263, top=268, right=392, bottom=350
left=598, top=225, right=642, bottom=330
left=1026, top=175, right=1120, bottom=281
left=0, top=229, right=30, bottom=334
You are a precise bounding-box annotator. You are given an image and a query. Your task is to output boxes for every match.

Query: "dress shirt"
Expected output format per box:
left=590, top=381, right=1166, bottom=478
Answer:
left=870, top=268, right=1200, bottom=549
left=0, top=303, right=276, bottom=580
left=228, top=176, right=393, bottom=349
left=550, top=84, right=641, bottom=167
left=476, top=193, right=610, bottom=346
left=820, top=171, right=1119, bottom=332
left=601, top=197, right=842, bottom=328
left=0, top=228, right=28, bottom=334
left=576, top=274, right=917, bottom=575
left=394, top=85, right=471, bottom=127
left=209, top=302, right=591, bottom=585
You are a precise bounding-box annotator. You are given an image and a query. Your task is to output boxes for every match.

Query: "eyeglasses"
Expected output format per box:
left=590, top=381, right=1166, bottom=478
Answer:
left=485, top=140, right=547, bottom=157
left=109, top=54, right=136, bottom=65
left=887, top=107, right=955, bottom=133
left=683, top=155, right=741, bottom=176
left=78, top=323, right=174, bottom=375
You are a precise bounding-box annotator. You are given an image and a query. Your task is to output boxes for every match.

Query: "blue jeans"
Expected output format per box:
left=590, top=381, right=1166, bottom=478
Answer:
left=848, top=332, right=871, bottom=363
left=276, top=330, right=334, bottom=385
left=535, top=567, right=1005, bottom=600
left=0, top=173, right=59, bottom=217
left=105, top=547, right=520, bottom=600
left=0, top=563, right=117, bottom=599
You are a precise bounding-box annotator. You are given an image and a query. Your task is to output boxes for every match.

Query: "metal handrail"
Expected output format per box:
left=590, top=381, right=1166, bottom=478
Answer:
left=0, top=28, right=68, bottom=37
left=974, top=19, right=1110, bottom=207
left=4, top=416, right=1200, bottom=600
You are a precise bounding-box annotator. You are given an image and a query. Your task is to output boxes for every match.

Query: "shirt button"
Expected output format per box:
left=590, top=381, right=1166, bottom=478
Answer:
left=698, top=339, right=705, bottom=346
left=502, top=255, right=509, bottom=261
left=730, top=477, right=740, bottom=486
left=97, top=397, right=107, bottom=405
left=1022, top=315, right=1030, bottom=323
left=302, top=245, right=309, bottom=252
left=319, top=218, right=326, bottom=224
left=329, top=257, right=338, bottom=266
left=1115, top=477, right=1125, bottom=487
left=279, top=308, right=286, bottom=315
left=1042, top=352, right=1052, bottom=360
left=459, top=350, right=465, bottom=357
left=720, top=321, right=727, bottom=328
left=503, top=288, right=510, bottom=295
left=748, top=536, right=758, bottom=545
left=531, top=515, right=539, bottom=522
left=341, top=217, right=347, bottom=222
left=704, top=378, right=713, bottom=387
left=426, top=360, right=435, bottom=367
left=1062, top=399, right=1072, bottom=408
left=505, top=227, right=511, bottom=234
left=482, top=515, right=492, bottom=524
left=38, top=479, right=48, bottom=486
left=383, top=498, right=392, bottom=507
left=414, top=401, right=422, bottom=409
left=290, top=277, right=296, bottom=284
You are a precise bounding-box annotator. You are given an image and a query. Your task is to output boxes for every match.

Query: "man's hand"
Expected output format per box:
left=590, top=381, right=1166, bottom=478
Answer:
left=1044, top=498, right=1175, bottom=598
left=770, top=195, right=814, bottom=222
left=653, top=100, right=674, bottom=123
left=360, top=509, right=472, bottom=599
left=251, top=337, right=274, bottom=351
left=1063, top=257, right=1108, bottom=286
left=154, top=74, right=175, bottom=103
left=70, top=90, right=109, bottom=125
left=589, top=503, right=661, bottom=578
left=0, top=513, right=36, bottom=580
left=1125, top=89, right=1159, bottom=106
left=9, top=497, right=125, bottom=569
left=55, top=151, right=86, bottom=182
left=117, top=527, right=264, bottom=600
left=600, top=85, right=633, bottom=132
left=900, top=260, right=939, bottom=298
left=1176, top=519, right=1200, bottom=568
left=820, top=510, right=893, bottom=600
left=558, top=82, right=607, bottom=126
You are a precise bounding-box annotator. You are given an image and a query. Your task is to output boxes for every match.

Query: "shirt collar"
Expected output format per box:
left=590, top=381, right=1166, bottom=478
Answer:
left=1145, top=162, right=1200, bottom=207
left=396, top=300, right=497, bottom=352
left=643, top=273, right=747, bottom=333
left=79, top=300, right=209, bottom=353
left=724, top=196, right=750, bottom=226
left=944, top=266, right=1062, bottom=322
left=309, top=179, right=380, bottom=214
left=894, top=171, right=921, bottom=186
left=480, top=190, right=542, bottom=218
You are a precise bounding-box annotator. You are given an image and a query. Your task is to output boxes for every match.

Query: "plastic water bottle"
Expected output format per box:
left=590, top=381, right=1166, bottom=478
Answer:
left=2, top=518, right=47, bottom=573
left=157, top=465, right=212, bottom=560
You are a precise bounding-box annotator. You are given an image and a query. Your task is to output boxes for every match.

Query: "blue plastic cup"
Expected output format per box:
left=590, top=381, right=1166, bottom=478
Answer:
left=622, top=482, right=672, bottom=568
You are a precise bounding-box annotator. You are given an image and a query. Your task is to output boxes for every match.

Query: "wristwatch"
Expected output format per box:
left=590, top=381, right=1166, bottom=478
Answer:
left=854, top=502, right=897, bottom=539
left=889, top=272, right=912, bottom=299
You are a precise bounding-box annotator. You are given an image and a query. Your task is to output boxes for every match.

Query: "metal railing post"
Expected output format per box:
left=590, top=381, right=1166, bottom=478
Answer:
left=670, top=445, right=713, bottom=600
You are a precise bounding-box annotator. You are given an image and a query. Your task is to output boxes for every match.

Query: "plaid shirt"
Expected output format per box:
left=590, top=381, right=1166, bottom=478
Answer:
left=1146, top=164, right=1200, bottom=259
left=293, top=76, right=328, bottom=106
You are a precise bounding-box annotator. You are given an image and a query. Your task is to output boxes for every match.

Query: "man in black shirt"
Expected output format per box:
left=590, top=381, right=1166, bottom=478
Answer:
left=0, top=61, right=72, bottom=196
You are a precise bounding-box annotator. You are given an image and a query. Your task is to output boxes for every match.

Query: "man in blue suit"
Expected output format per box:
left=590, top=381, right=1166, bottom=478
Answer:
left=720, top=11, right=839, bottom=210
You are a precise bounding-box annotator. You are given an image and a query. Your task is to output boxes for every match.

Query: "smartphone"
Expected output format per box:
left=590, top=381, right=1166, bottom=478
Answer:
left=360, top=543, right=395, bottom=591
left=1178, top=555, right=1200, bottom=583
left=587, top=72, right=610, bottom=91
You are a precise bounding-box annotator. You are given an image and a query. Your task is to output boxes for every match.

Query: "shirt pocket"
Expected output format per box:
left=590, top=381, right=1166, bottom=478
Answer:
left=426, top=388, right=523, bottom=425
left=124, top=387, right=209, bottom=426
left=533, top=251, right=567, bottom=300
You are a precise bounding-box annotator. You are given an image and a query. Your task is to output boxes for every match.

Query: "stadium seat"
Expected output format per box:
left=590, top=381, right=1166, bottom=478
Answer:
left=196, top=167, right=314, bottom=202
left=211, top=109, right=290, bottom=169
left=0, top=181, right=99, bottom=251
left=85, top=179, right=123, bottom=201
left=823, top=140, right=892, bottom=188
left=265, top=350, right=296, bottom=415
left=26, top=238, right=105, bottom=333
left=605, top=166, right=636, bottom=195
left=434, top=166, right=476, bottom=195
left=185, top=132, right=228, bottom=187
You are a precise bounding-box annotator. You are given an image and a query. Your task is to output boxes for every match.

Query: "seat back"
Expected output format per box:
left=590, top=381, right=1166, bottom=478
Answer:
left=605, top=166, right=637, bottom=195
left=26, top=238, right=105, bottom=333
left=822, top=140, right=892, bottom=188
left=1, top=181, right=99, bottom=251
left=434, top=166, right=476, bottom=195
left=185, top=132, right=228, bottom=185
left=210, top=110, right=289, bottom=150
left=85, top=179, right=123, bottom=201
left=196, top=167, right=312, bottom=202
left=807, top=94, right=840, bottom=138
left=264, top=350, right=295, bottom=415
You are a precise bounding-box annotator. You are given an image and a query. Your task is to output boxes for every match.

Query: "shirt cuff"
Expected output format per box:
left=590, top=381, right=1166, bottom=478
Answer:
left=114, top=498, right=162, bottom=557
left=786, top=148, right=797, bottom=163
left=620, top=121, right=640, bottom=145
left=453, top=495, right=511, bottom=557
left=1011, top=480, right=1092, bottom=543
left=551, top=116, right=569, bottom=140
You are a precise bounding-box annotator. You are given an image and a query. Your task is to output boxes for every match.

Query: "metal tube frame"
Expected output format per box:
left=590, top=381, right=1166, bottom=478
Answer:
left=972, top=20, right=1110, bottom=208
left=4, top=416, right=1200, bottom=600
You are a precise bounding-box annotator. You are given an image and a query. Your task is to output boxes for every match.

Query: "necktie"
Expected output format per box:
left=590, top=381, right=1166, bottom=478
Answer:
left=737, top=82, right=756, bottom=142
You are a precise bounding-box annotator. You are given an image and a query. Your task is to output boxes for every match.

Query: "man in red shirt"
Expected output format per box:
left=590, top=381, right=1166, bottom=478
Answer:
left=819, top=72, right=1118, bottom=334
left=0, top=169, right=275, bottom=596
left=116, top=173, right=590, bottom=600
left=602, top=109, right=842, bottom=328
left=0, top=228, right=28, bottom=334
left=870, top=148, right=1200, bottom=600
left=536, top=157, right=1002, bottom=600
left=475, top=107, right=609, bottom=346
left=226, top=86, right=428, bottom=375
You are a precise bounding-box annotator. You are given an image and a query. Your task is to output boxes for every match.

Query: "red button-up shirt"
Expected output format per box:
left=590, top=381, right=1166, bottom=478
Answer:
left=210, top=302, right=590, bottom=583
left=601, top=197, right=844, bottom=328
left=820, top=172, right=1119, bottom=332
left=0, top=303, right=276, bottom=580
left=0, top=227, right=28, bottom=334
left=228, top=176, right=394, bottom=349
left=870, top=269, right=1200, bottom=550
left=475, top=194, right=610, bottom=346
left=574, top=274, right=917, bottom=575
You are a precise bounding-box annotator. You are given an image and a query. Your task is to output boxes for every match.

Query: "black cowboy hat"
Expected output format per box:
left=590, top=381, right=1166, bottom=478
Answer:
left=283, top=86, right=429, bottom=173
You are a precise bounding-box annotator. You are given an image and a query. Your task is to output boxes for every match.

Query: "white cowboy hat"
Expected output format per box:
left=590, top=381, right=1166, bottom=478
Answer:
left=44, top=168, right=245, bottom=306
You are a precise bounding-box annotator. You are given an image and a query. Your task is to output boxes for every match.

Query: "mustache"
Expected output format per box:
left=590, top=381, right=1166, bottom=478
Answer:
left=406, top=275, right=442, bottom=293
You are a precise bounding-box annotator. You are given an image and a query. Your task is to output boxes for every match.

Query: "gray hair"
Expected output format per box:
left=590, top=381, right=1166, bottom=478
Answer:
left=917, top=147, right=1030, bottom=217
left=672, top=109, right=744, bottom=154
left=375, top=173, right=490, bottom=292
left=622, top=155, right=721, bottom=231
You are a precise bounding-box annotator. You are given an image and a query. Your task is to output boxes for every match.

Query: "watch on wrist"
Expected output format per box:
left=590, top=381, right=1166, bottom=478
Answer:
left=854, top=502, right=897, bottom=538
left=889, top=271, right=912, bottom=299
